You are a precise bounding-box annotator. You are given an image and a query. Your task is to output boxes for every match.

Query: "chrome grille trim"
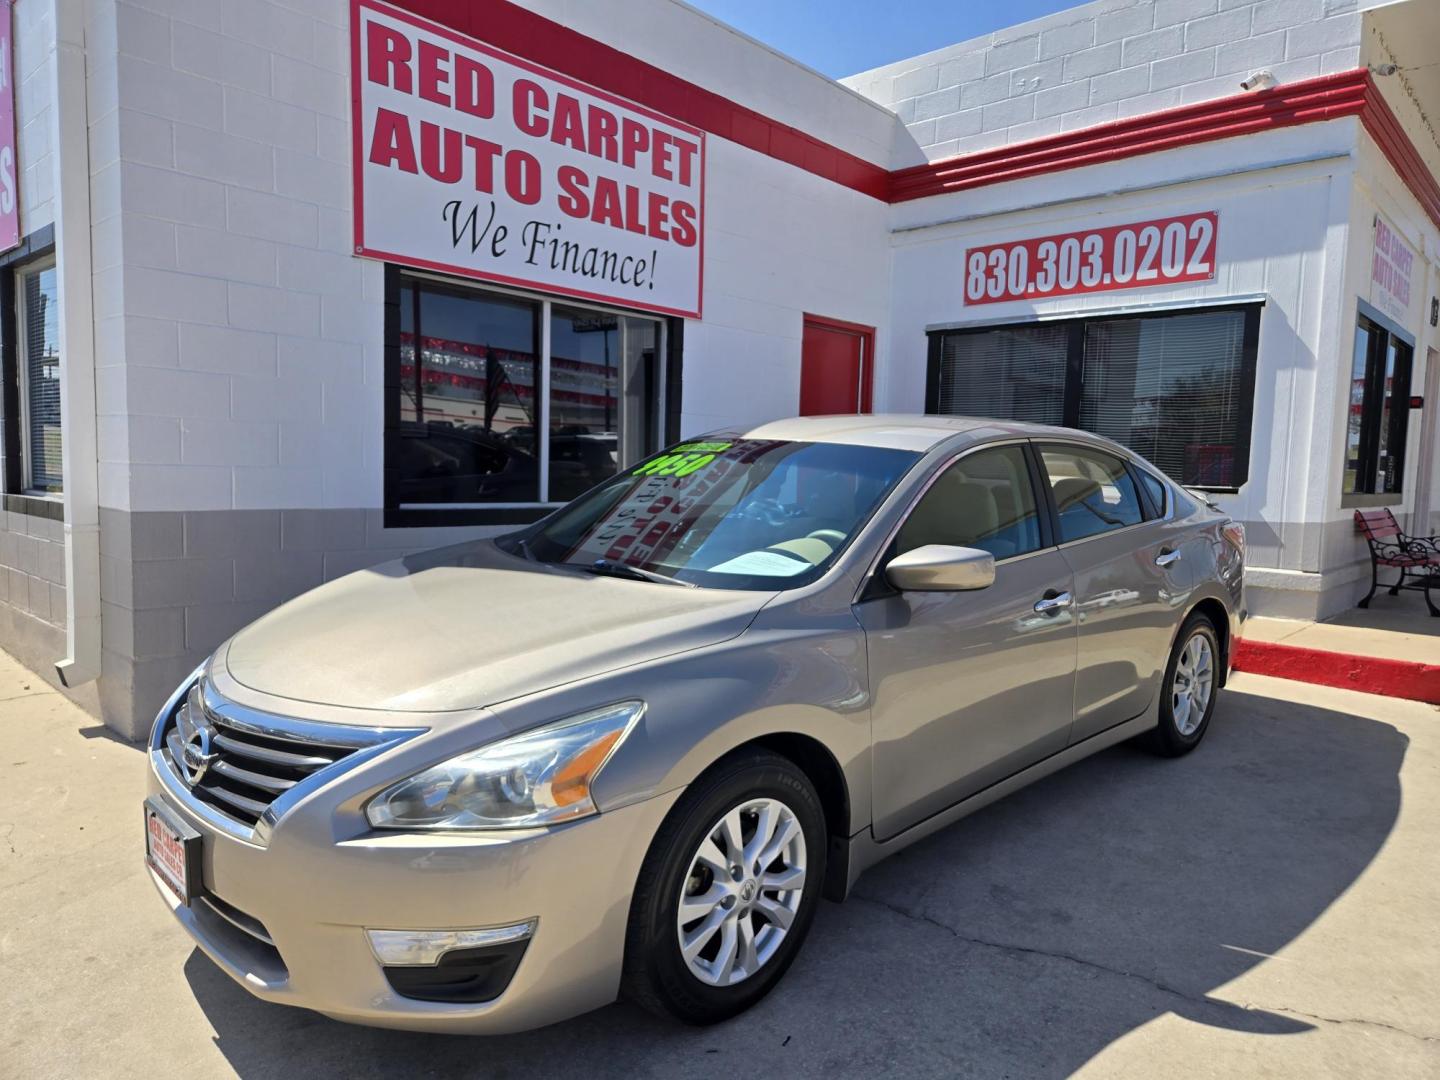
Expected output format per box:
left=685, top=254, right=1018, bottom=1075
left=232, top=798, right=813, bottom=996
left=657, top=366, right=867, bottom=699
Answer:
left=150, top=672, right=425, bottom=846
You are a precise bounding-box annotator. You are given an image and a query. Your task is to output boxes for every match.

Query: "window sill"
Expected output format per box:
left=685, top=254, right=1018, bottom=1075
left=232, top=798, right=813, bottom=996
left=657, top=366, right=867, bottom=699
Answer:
left=4, top=493, right=64, bottom=521
left=1341, top=493, right=1404, bottom=510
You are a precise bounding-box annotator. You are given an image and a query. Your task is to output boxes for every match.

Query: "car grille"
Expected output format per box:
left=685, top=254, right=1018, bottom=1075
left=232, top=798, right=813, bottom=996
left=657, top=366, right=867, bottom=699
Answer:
left=159, top=682, right=366, bottom=830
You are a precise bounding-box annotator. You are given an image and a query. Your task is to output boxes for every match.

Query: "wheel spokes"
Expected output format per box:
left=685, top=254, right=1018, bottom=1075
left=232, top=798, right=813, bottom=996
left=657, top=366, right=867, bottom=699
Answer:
left=762, top=864, right=805, bottom=893
left=678, top=882, right=728, bottom=925
left=735, top=914, right=759, bottom=978
left=676, top=796, right=808, bottom=987
left=681, top=907, right=727, bottom=962
left=754, top=895, right=795, bottom=930
left=710, top=917, right=739, bottom=983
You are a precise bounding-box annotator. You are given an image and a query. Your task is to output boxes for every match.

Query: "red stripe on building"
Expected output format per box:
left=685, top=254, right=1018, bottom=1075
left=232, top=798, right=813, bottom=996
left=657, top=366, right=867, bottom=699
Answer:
left=889, top=69, right=1372, bottom=202
left=1359, top=82, right=1440, bottom=233
left=386, top=0, right=890, bottom=200
left=1233, top=638, right=1440, bottom=705
left=383, top=3, right=1440, bottom=230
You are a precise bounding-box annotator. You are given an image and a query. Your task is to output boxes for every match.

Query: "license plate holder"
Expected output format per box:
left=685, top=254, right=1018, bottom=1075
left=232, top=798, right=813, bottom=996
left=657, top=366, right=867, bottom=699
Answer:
left=144, top=795, right=203, bottom=905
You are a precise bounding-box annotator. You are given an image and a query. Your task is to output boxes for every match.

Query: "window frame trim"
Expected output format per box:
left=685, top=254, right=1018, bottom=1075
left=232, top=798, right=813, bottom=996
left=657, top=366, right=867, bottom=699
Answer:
left=924, top=300, right=1264, bottom=494
left=15, top=254, right=61, bottom=497
left=1342, top=303, right=1415, bottom=504
left=382, top=265, right=677, bottom=528
left=0, top=225, right=58, bottom=504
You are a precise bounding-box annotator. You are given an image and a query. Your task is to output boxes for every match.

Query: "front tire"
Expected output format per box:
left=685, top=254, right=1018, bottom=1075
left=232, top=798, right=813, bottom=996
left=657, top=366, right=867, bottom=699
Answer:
left=1146, top=613, right=1220, bottom=757
left=622, top=749, right=827, bottom=1025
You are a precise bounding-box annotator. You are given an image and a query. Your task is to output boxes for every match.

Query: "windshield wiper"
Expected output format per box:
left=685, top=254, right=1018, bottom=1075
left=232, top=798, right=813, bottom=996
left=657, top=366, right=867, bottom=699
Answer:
left=582, top=559, right=695, bottom=588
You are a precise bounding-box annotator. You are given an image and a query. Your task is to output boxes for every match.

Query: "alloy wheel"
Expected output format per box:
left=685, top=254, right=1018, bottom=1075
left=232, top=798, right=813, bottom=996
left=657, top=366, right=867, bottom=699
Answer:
left=675, top=797, right=807, bottom=987
left=1171, top=632, right=1215, bottom=736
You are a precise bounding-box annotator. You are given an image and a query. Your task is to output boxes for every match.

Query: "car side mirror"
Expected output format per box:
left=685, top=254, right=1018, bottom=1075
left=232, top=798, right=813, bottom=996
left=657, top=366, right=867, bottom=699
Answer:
left=886, top=544, right=996, bottom=592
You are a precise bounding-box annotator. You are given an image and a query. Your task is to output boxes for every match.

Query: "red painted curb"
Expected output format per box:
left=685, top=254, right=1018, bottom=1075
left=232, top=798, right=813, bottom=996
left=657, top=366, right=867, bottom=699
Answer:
left=1233, top=638, right=1440, bottom=705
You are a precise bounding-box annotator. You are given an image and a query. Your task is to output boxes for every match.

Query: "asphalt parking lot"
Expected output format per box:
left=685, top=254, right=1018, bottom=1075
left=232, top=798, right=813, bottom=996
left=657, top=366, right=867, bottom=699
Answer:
left=2, top=652, right=1436, bottom=1079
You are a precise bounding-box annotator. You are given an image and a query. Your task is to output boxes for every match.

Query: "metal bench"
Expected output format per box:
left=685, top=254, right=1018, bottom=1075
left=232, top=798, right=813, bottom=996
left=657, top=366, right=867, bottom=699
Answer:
left=1354, top=508, right=1440, bottom=617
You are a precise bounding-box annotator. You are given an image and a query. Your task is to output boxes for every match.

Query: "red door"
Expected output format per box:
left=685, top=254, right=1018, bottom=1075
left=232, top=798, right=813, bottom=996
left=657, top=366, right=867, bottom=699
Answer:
left=800, top=315, right=874, bottom=416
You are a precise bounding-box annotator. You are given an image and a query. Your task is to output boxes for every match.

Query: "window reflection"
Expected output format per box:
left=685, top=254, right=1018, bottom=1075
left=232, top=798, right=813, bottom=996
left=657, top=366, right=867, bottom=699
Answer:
left=548, top=305, right=657, bottom=503
left=394, top=278, right=663, bottom=508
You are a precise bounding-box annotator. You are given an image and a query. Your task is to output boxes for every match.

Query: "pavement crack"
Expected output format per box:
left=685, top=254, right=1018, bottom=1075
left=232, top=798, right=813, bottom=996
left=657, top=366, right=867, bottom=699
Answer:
left=1245, top=1004, right=1440, bottom=1044
left=849, top=891, right=1440, bottom=1045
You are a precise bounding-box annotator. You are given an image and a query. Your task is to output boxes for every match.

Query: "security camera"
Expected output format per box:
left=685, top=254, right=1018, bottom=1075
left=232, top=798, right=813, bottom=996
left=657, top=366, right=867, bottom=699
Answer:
left=1369, top=62, right=1398, bottom=76
left=1239, top=70, right=1278, bottom=92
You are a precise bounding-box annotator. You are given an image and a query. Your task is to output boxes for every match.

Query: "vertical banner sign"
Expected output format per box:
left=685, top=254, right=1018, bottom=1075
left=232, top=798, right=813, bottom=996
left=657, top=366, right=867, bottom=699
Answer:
left=0, top=0, right=19, bottom=254
left=1370, top=213, right=1416, bottom=326
left=351, top=0, right=705, bottom=318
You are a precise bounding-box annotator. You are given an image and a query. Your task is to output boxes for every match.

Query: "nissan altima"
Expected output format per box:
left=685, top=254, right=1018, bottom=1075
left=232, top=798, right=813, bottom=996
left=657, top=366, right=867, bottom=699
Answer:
left=144, top=414, right=1245, bottom=1032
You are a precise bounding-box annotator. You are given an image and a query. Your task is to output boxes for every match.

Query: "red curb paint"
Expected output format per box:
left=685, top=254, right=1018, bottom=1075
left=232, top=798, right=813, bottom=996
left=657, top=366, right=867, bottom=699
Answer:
left=1233, top=638, right=1440, bottom=706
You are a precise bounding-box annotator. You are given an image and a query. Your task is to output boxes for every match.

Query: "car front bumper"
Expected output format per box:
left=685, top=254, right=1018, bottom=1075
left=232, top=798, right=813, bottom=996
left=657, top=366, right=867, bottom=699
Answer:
left=145, top=758, right=680, bottom=1034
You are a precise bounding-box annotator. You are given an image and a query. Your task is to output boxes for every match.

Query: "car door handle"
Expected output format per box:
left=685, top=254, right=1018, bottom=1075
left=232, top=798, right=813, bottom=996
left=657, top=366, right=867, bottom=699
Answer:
left=1033, top=591, right=1073, bottom=614
left=1155, top=549, right=1182, bottom=568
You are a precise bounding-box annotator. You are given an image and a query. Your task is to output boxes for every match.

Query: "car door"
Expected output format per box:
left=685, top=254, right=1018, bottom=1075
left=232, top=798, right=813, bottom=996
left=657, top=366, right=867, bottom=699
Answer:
left=855, top=443, right=1079, bottom=841
left=1036, top=442, right=1198, bottom=744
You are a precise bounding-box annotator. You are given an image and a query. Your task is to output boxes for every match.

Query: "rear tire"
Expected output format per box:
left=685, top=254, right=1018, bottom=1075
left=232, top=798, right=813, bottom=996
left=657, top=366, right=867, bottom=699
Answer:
left=622, top=749, right=826, bottom=1025
left=1146, top=613, right=1220, bottom=757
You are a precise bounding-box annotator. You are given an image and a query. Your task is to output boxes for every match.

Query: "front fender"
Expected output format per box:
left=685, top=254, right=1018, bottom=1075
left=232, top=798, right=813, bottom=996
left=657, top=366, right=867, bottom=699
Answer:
left=481, top=618, right=873, bottom=838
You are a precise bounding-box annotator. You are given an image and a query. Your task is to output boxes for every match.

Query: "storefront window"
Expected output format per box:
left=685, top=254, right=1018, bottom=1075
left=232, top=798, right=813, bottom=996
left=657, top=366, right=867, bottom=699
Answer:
left=1080, top=310, right=1248, bottom=488
left=548, top=306, right=656, bottom=503
left=1343, top=313, right=1413, bottom=497
left=927, top=304, right=1260, bottom=491
left=934, top=324, right=1066, bottom=424
left=19, top=260, right=62, bottom=495
left=391, top=274, right=663, bottom=514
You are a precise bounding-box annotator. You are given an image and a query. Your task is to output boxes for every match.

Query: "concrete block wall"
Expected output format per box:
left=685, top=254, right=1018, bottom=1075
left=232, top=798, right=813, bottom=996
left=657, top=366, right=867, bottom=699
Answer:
left=841, top=0, right=1365, bottom=164
left=14, top=0, right=56, bottom=233
left=0, top=1, right=69, bottom=690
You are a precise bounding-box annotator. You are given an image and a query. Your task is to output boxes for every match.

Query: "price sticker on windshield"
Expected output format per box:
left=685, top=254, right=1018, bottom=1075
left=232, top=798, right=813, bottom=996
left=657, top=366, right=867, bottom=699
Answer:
left=963, top=212, right=1218, bottom=305
left=633, top=441, right=734, bottom=478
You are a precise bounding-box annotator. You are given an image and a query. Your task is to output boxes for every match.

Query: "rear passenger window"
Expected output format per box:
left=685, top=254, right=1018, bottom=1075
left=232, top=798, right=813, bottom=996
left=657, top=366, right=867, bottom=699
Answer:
left=1137, top=470, right=1168, bottom=518
left=1040, top=445, right=1144, bottom=544
left=896, top=445, right=1043, bottom=561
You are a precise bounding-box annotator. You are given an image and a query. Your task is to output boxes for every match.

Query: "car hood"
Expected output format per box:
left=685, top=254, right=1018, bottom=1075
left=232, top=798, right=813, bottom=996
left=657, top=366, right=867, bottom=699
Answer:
left=223, top=540, right=772, bottom=713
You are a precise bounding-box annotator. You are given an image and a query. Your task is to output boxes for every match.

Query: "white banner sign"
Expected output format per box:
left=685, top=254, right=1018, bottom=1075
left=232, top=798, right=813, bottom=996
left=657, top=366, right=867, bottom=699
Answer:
left=1370, top=213, right=1416, bottom=326
left=352, top=0, right=705, bottom=318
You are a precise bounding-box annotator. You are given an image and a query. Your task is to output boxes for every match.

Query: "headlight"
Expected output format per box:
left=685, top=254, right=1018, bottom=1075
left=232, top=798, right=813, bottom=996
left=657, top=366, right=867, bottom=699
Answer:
left=365, top=701, right=644, bottom=831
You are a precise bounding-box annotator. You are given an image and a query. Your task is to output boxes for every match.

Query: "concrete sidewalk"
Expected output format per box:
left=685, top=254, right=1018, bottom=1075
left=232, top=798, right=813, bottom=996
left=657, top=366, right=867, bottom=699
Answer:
left=1245, top=590, right=1439, bottom=665
left=1, top=650, right=1438, bottom=1079
left=1239, top=591, right=1439, bottom=704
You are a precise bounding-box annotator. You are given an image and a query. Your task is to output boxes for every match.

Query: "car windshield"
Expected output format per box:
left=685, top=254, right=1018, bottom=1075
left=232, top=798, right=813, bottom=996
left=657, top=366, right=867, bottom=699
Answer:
left=506, top=437, right=920, bottom=590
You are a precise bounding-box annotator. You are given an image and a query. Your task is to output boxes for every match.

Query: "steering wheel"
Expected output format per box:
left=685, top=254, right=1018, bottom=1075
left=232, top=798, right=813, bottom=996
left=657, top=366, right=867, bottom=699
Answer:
left=736, top=497, right=796, bottom=527
left=807, top=529, right=847, bottom=546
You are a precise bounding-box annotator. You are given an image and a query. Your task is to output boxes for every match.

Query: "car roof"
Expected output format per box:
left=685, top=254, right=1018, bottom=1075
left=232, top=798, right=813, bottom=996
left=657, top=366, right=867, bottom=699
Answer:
left=730, top=414, right=1096, bottom=453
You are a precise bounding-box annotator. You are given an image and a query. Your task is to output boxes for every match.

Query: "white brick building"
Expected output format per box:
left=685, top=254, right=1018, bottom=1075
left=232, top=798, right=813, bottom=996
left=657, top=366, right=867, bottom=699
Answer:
left=1, top=0, right=1436, bottom=737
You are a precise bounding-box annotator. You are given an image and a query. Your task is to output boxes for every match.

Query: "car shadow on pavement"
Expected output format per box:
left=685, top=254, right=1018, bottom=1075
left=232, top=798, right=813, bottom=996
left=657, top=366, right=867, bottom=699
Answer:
left=184, top=685, right=1408, bottom=1079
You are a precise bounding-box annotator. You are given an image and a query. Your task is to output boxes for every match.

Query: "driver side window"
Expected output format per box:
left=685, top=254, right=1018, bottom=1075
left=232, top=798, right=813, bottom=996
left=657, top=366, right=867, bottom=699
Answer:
left=896, top=445, right=1042, bottom=561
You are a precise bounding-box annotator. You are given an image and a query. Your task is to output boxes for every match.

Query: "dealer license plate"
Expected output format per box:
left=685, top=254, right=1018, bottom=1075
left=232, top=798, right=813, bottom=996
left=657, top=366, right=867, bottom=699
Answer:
left=144, top=796, right=201, bottom=905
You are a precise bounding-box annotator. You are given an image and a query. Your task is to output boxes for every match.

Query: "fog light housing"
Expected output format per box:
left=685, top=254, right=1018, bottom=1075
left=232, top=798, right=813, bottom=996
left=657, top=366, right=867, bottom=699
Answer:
left=368, top=921, right=536, bottom=1004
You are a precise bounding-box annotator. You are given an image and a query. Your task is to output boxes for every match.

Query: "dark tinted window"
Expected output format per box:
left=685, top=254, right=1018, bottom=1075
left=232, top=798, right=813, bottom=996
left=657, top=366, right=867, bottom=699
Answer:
left=896, top=445, right=1042, bottom=560
left=1137, top=469, right=1167, bottom=518
left=1080, top=310, right=1250, bottom=489
left=1041, top=445, right=1143, bottom=543
left=934, top=324, right=1066, bottom=425
left=928, top=305, right=1260, bottom=491
left=1344, top=313, right=1413, bottom=496
left=393, top=277, right=662, bottom=508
